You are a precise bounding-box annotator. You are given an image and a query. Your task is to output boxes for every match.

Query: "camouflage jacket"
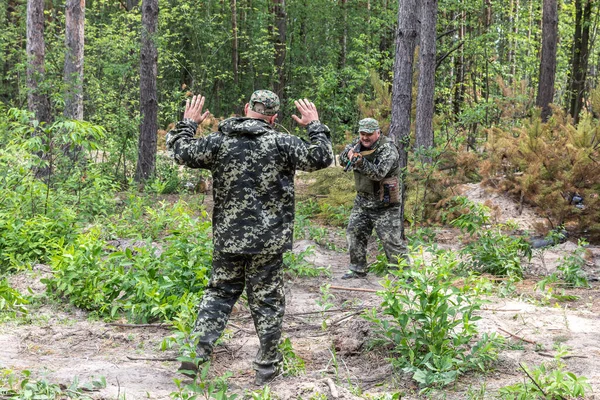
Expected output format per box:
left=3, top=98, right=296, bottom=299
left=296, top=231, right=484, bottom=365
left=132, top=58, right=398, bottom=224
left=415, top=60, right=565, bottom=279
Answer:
left=166, top=117, right=333, bottom=254
left=339, top=136, right=400, bottom=208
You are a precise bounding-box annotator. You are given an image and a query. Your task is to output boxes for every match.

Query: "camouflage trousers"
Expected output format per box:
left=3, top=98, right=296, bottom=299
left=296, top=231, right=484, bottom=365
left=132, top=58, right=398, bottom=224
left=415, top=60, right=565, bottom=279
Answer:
left=346, top=197, right=407, bottom=274
left=192, top=251, right=285, bottom=376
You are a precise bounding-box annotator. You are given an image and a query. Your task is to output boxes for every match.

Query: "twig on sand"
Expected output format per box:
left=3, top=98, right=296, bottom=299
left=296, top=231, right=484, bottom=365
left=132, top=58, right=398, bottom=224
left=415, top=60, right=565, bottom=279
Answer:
left=329, top=285, right=378, bottom=293
left=497, top=327, right=537, bottom=345
left=537, top=352, right=588, bottom=359
left=107, top=323, right=171, bottom=329
left=286, top=307, right=364, bottom=317
left=228, top=323, right=254, bottom=334
left=323, top=378, right=339, bottom=399
left=519, top=363, right=548, bottom=398
left=126, top=355, right=179, bottom=361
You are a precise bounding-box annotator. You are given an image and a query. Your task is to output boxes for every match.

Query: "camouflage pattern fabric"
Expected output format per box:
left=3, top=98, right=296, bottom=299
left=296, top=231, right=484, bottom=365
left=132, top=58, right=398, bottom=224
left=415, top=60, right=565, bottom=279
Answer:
left=192, top=252, right=285, bottom=376
left=358, top=117, right=379, bottom=133
left=339, top=137, right=400, bottom=185
left=346, top=198, right=407, bottom=274
left=166, top=117, right=333, bottom=254
left=249, top=90, right=280, bottom=115
left=340, top=135, right=407, bottom=273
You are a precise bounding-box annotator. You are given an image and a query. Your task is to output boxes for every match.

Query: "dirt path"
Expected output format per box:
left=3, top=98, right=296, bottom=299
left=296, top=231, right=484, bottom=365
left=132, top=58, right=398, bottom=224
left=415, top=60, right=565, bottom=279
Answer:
left=3, top=183, right=600, bottom=399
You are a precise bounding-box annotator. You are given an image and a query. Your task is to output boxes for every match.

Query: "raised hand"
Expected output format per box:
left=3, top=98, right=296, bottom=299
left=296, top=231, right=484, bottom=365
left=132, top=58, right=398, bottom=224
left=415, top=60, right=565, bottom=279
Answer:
left=183, top=95, right=210, bottom=124
left=291, top=98, right=319, bottom=127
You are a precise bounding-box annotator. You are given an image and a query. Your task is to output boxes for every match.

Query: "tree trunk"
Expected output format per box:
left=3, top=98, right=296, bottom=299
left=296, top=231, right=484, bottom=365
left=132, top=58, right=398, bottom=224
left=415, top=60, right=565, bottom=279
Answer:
left=415, top=0, right=437, bottom=159
left=338, top=0, right=347, bottom=69
left=568, top=0, right=592, bottom=123
left=64, top=0, right=85, bottom=121
left=232, top=0, right=239, bottom=85
left=389, top=0, right=419, bottom=239
left=126, top=0, right=139, bottom=11
left=135, top=0, right=158, bottom=182
left=452, top=10, right=465, bottom=118
left=26, top=0, right=51, bottom=124
left=536, top=0, right=558, bottom=122
left=273, top=0, right=286, bottom=98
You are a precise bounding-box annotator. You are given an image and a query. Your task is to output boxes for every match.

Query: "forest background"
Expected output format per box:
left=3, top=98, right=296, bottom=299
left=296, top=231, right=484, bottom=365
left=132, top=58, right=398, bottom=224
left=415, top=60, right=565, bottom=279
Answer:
left=1, top=0, right=600, bottom=398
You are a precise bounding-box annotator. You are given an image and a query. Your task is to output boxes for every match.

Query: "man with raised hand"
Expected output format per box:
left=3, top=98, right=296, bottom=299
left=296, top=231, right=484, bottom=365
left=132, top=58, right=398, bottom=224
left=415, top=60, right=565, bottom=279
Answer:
left=166, top=90, right=333, bottom=385
left=339, top=117, right=408, bottom=279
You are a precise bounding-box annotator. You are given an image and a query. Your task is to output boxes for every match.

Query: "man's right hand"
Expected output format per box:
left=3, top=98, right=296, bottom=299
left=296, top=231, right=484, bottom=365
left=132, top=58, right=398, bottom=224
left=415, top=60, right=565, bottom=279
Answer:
left=183, top=95, right=210, bottom=124
left=292, top=99, right=319, bottom=127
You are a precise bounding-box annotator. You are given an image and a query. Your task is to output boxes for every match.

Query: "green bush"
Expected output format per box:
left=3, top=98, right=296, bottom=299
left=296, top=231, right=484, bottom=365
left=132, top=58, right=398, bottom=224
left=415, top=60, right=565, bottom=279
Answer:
left=44, top=203, right=213, bottom=323
left=365, top=250, right=504, bottom=388
left=498, top=346, right=591, bottom=399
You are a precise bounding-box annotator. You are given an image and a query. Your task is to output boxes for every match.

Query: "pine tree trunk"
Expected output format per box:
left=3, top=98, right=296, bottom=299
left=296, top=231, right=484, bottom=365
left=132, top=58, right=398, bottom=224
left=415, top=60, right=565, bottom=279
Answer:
left=338, top=0, right=347, bottom=69
left=26, top=0, right=51, bottom=124
left=135, top=0, right=158, bottom=182
left=389, top=0, right=419, bottom=239
left=64, top=0, right=85, bottom=121
left=273, top=0, right=286, bottom=98
left=415, top=0, right=437, bottom=159
left=536, top=0, right=558, bottom=122
left=568, top=0, right=591, bottom=123
left=232, top=0, right=239, bottom=85
left=452, top=10, right=465, bottom=118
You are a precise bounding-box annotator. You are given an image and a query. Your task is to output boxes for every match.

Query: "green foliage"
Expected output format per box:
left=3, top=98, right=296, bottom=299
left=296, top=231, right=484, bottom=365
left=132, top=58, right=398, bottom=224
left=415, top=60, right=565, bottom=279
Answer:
left=498, top=346, right=592, bottom=399
left=462, top=230, right=532, bottom=279
left=170, top=363, right=237, bottom=400
left=447, top=197, right=532, bottom=278
left=446, top=196, right=491, bottom=236
left=43, top=202, right=212, bottom=323
left=556, top=239, right=589, bottom=288
left=0, top=279, right=28, bottom=319
left=365, top=250, right=504, bottom=388
left=283, top=247, right=330, bottom=278
left=0, top=108, right=117, bottom=271
left=0, top=369, right=106, bottom=399
left=246, top=385, right=278, bottom=400
left=279, top=337, right=306, bottom=377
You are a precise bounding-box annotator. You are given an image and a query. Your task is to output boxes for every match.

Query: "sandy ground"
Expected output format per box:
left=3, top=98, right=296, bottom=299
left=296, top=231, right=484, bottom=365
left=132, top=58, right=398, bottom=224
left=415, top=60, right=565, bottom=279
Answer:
left=2, top=182, right=600, bottom=399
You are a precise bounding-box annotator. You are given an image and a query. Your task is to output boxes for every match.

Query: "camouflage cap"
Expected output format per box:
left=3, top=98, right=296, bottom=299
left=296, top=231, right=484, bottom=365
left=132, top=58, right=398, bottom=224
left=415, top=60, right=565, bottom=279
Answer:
left=358, top=118, right=380, bottom=134
left=249, top=90, right=280, bottom=116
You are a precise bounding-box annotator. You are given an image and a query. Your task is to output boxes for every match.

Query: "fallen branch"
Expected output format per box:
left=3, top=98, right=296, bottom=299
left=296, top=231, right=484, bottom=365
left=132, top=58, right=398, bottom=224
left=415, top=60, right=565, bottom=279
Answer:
left=497, top=327, right=537, bottom=345
left=107, top=323, right=171, bottom=329
left=329, top=285, right=379, bottom=293
left=323, top=378, right=339, bottom=399
left=126, top=355, right=178, bottom=361
left=286, top=307, right=364, bottom=317
left=537, top=352, right=588, bottom=359
left=480, top=308, right=523, bottom=312
left=228, top=323, right=254, bottom=334
left=329, top=310, right=364, bottom=326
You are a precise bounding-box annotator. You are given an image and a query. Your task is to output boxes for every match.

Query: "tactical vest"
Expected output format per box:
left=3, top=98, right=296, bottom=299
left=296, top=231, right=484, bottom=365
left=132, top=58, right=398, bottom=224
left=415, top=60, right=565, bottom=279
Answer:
left=353, top=136, right=401, bottom=196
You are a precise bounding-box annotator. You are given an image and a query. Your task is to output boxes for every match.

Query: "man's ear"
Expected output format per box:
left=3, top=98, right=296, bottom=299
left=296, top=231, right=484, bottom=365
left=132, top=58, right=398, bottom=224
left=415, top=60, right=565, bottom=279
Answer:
left=244, top=103, right=250, bottom=116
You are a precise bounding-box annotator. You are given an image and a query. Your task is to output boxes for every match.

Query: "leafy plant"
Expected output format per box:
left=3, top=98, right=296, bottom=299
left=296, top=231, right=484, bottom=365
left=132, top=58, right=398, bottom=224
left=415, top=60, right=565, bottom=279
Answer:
left=279, top=337, right=306, bottom=377
left=498, top=345, right=592, bottom=399
left=170, top=363, right=237, bottom=400
left=283, top=247, right=330, bottom=278
left=556, top=239, right=589, bottom=288
left=0, top=279, right=29, bottom=319
left=0, top=369, right=106, bottom=399
left=365, top=250, right=504, bottom=388
left=462, top=229, right=532, bottom=279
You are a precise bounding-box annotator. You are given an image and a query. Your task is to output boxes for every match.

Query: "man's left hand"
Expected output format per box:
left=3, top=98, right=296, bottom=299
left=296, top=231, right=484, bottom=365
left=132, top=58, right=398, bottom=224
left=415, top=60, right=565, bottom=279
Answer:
left=183, top=95, right=210, bottom=124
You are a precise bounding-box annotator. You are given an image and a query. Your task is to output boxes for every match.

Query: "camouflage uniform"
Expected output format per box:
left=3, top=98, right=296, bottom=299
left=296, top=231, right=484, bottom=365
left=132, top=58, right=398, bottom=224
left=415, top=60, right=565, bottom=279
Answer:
left=166, top=90, right=333, bottom=377
left=339, top=118, right=407, bottom=276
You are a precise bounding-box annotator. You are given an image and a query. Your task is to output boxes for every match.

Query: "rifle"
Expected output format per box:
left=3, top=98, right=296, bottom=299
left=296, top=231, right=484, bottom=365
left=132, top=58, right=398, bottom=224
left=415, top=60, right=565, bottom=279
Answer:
left=343, top=142, right=361, bottom=172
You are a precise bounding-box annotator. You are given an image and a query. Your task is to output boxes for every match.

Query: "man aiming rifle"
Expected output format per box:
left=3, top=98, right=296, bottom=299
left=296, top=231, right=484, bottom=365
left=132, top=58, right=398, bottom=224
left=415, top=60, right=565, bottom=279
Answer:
left=339, top=118, right=408, bottom=279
